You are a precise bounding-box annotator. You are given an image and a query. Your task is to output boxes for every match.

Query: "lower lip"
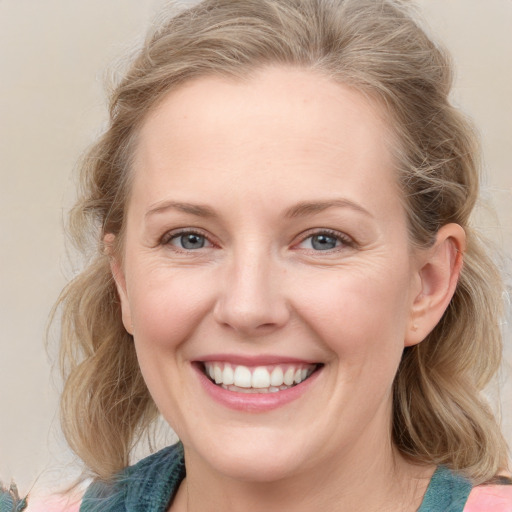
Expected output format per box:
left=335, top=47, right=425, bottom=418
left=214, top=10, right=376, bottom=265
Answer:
left=194, top=364, right=322, bottom=412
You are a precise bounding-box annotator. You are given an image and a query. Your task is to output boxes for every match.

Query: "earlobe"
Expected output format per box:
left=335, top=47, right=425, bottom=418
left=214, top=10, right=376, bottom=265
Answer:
left=104, top=234, right=134, bottom=335
left=405, top=223, right=466, bottom=347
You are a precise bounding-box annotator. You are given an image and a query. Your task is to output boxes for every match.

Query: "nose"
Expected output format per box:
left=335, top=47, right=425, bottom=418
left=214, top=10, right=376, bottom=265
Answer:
left=213, top=247, right=290, bottom=336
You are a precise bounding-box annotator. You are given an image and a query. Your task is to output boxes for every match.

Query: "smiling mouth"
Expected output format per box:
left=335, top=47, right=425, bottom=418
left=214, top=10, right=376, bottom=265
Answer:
left=201, top=362, right=321, bottom=394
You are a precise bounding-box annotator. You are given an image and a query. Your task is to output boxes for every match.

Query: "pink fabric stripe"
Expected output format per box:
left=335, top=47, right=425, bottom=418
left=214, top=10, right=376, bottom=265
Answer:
left=464, top=485, right=512, bottom=511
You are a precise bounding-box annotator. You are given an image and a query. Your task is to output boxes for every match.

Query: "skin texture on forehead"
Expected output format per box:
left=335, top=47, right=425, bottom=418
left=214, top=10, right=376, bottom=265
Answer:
left=133, top=67, right=398, bottom=211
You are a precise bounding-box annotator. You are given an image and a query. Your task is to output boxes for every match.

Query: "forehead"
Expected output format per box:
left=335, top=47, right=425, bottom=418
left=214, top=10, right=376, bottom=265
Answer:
left=131, top=66, right=400, bottom=216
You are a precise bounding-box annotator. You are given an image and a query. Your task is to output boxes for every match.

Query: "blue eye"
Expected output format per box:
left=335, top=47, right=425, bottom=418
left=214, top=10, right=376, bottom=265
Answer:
left=168, top=232, right=209, bottom=250
left=298, top=231, right=350, bottom=251
left=309, top=234, right=339, bottom=250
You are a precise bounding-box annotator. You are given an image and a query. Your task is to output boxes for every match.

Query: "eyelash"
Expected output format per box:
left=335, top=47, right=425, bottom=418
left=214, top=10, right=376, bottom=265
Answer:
left=160, top=228, right=354, bottom=252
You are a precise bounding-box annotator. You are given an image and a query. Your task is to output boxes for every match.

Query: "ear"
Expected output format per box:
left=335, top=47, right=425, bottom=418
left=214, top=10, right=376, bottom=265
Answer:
left=405, top=223, right=466, bottom=347
left=104, top=233, right=134, bottom=335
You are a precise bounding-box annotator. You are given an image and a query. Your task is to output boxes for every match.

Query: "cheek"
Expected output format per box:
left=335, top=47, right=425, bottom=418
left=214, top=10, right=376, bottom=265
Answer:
left=293, top=264, right=412, bottom=361
left=126, top=266, right=217, bottom=425
left=127, top=265, right=216, bottom=355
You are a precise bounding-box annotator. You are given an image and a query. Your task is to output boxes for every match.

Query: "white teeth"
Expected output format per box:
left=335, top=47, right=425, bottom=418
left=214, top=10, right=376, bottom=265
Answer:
left=233, top=365, right=252, bottom=388
left=222, top=364, right=234, bottom=385
left=252, top=367, right=270, bottom=388
left=270, top=367, right=284, bottom=386
left=283, top=367, right=295, bottom=386
left=203, top=362, right=317, bottom=393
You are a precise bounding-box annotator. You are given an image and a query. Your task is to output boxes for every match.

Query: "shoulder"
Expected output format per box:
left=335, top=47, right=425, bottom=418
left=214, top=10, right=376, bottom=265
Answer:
left=464, top=484, right=512, bottom=512
left=80, top=442, right=185, bottom=512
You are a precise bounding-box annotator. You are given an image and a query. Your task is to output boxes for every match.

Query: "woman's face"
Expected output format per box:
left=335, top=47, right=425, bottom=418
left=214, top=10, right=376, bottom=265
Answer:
left=116, top=67, right=425, bottom=482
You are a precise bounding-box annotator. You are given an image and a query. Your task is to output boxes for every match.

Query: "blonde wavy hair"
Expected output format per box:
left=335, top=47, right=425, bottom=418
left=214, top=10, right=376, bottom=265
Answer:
left=55, top=0, right=509, bottom=484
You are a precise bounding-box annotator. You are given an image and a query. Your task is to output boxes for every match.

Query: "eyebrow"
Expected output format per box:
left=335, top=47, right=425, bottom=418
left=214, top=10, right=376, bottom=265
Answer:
left=144, top=198, right=373, bottom=220
left=284, top=199, right=373, bottom=219
left=145, top=200, right=217, bottom=219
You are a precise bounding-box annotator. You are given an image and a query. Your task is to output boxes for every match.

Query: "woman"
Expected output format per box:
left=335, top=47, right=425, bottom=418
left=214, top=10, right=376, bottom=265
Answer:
left=53, top=0, right=511, bottom=510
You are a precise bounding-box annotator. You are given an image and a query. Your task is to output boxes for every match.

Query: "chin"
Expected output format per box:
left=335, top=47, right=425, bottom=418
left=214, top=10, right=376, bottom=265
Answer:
left=210, top=450, right=305, bottom=483
left=182, top=427, right=314, bottom=483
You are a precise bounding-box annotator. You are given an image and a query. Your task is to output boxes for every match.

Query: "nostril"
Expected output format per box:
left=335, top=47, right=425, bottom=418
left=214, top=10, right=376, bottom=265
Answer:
left=213, top=296, right=291, bottom=335
left=259, top=322, right=279, bottom=329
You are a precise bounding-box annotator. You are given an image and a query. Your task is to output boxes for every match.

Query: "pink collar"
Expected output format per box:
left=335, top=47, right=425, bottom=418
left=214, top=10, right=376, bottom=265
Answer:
left=464, top=485, right=512, bottom=511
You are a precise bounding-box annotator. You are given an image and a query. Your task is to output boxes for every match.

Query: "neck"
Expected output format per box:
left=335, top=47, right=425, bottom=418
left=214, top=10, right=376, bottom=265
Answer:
left=172, top=426, right=434, bottom=512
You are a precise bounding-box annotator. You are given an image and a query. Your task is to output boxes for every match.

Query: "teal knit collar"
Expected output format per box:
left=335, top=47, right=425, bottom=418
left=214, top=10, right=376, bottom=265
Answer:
left=417, top=466, right=472, bottom=512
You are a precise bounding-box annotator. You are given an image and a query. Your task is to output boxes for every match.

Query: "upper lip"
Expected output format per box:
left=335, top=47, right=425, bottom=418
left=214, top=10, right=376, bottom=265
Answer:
left=195, top=354, right=320, bottom=366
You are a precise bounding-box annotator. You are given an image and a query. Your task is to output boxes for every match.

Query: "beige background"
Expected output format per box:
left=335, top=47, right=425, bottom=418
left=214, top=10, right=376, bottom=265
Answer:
left=0, top=0, right=511, bottom=499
